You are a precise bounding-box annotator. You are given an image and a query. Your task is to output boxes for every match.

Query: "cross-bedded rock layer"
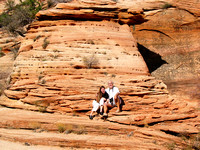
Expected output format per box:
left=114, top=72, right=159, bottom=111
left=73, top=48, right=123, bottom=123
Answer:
left=3, top=1, right=171, bottom=113
left=132, top=0, right=200, bottom=100
left=0, top=1, right=199, bottom=149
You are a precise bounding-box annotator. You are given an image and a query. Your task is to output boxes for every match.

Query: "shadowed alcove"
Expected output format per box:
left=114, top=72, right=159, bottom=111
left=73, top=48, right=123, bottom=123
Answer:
left=137, top=43, right=167, bottom=73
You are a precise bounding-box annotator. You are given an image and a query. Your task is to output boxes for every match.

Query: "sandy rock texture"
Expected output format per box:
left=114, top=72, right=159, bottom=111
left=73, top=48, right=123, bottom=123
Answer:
left=0, top=0, right=199, bottom=149
left=3, top=0, right=171, bottom=114
left=132, top=0, right=200, bottom=99
left=5, top=18, right=159, bottom=113
left=0, top=107, right=199, bottom=149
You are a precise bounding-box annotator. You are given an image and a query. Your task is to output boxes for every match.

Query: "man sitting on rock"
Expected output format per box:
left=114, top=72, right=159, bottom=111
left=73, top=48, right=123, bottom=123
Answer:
left=103, top=80, right=121, bottom=117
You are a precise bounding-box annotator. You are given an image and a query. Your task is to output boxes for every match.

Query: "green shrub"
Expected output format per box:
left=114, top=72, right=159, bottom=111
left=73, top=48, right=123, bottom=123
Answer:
left=38, top=106, right=47, bottom=113
left=165, top=142, right=176, bottom=150
left=103, top=72, right=108, bottom=76
left=41, top=79, right=46, bottom=84
left=111, top=74, right=116, bottom=78
left=38, top=75, right=44, bottom=81
left=0, top=12, right=11, bottom=28
left=181, top=132, right=200, bottom=150
left=162, top=3, right=172, bottom=9
left=5, top=0, right=15, bottom=11
left=85, top=39, right=95, bottom=45
left=0, top=47, right=5, bottom=57
left=11, top=47, right=19, bottom=59
left=42, top=38, right=50, bottom=49
left=0, top=83, right=3, bottom=96
left=47, top=0, right=73, bottom=8
left=57, top=123, right=66, bottom=133
left=47, top=0, right=54, bottom=8
left=33, top=35, right=41, bottom=41
left=0, top=0, right=42, bottom=35
left=29, top=121, right=41, bottom=129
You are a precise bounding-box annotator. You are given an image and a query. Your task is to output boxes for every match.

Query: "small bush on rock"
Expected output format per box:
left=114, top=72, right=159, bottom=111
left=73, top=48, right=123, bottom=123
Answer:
left=5, top=0, right=15, bottom=11
left=47, top=0, right=73, bottom=8
left=180, top=132, right=200, bottom=150
left=162, top=3, right=172, bottom=9
left=33, top=35, right=41, bottom=41
left=42, top=38, right=50, bottom=49
left=0, top=47, right=5, bottom=57
left=111, top=0, right=118, bottom=3
left=11, top=46, right=20, bottom=59
left=82, top=54, right=99, bottom=69
left=57, top=123, right=66, bottom=133
left=38, top=106, right=47, bottom=113
left=29, top=121, right=41, bottom=129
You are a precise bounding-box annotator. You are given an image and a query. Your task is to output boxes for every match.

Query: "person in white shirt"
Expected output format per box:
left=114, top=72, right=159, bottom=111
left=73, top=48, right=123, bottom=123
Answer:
left=103, top=80, right=121, bottom=116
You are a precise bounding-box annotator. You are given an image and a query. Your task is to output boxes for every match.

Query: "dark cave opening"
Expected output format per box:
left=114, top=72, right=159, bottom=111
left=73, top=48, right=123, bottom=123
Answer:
left=137, top=43, right=167, bottom=73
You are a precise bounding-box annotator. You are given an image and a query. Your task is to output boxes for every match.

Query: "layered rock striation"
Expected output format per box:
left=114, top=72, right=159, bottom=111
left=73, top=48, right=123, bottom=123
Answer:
left=3, top=1, right=170, bottom=113
left=132, top=0, right=200, bottom=99
left=0, top=1, right=199, bottom=149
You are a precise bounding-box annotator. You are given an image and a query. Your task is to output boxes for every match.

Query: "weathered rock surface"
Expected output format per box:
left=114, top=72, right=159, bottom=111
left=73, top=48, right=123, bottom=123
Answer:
left=0, top=107, right=198, bottom=149
left=6, top=16, right=163, bottom=112
left=0, top=0, right=199, bottom=149
left=3, top=0, right=170, bottom=114
left=132, top=0, right=200, bottom=99
left=36, top=2, right=146, bottom=25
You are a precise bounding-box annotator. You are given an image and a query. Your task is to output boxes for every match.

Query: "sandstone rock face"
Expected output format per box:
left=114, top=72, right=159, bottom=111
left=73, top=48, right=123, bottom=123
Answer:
left=0, top=1, right=199, bottom=149
left=132, top=0, right=200, bottom=99
left=0, top=107, right=199, bottom=149
left=2, top=0, right=198, bottom=114
left=5, top=18, right=157, bottom=113
left=3, top=1, right=172, bottom=113
left=36, top=2, right=146, bottom=25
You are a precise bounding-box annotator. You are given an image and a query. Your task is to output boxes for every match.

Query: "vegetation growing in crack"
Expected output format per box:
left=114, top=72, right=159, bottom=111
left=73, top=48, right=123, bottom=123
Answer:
left=111, top=0, right=118, bottom=3
left=11, top=46, right=20, bottom=59
left=162, top=3, right=172, bottom=9
left=42, top=37, right=50, bottom=49
left=57, top=123, right=67, bottom=133
left=0, top=47, right=5, bottom=58
left=29, top=121, right=41, bottom=130
left=33, top=35, right=42, bottom=42
left=47, top=0, right=73, bottom=8
left=180, top=132, right=200, bottom=150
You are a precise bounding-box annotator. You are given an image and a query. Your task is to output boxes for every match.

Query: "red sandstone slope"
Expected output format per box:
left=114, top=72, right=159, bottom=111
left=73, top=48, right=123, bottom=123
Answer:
left=131, top=0, right=200, bottom=99
left=0, top=0, right=199, bottom=149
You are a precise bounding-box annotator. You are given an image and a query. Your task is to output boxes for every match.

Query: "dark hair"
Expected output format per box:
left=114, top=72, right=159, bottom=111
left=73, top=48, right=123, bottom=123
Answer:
left=96, top=86, right=105, bottom=103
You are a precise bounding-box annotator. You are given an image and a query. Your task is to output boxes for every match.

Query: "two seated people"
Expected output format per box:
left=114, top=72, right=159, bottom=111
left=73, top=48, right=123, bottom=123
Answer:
left=89, top=80, right=122, bottom=120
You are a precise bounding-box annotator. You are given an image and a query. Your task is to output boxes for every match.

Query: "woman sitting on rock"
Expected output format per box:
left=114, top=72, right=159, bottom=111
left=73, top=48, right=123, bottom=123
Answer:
left=89, top=86, right=109, bottom=120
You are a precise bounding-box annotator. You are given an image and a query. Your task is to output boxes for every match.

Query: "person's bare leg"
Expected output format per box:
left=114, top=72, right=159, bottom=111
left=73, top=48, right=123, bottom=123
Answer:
left=104, top=103, right=108, bottom=114
left=114, top=94, right=121, bottom=112
left=100, top=106, right=103, bottom=112
left=99, top=98, right=105, bottom=115
left=103, top=102, right=113, bottom=116
left=90, top=111, right=94, bottom=116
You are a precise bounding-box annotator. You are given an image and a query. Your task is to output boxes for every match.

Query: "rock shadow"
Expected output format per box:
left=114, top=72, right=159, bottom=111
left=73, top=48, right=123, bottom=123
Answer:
left=137, top=43, right=167, bottom=73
